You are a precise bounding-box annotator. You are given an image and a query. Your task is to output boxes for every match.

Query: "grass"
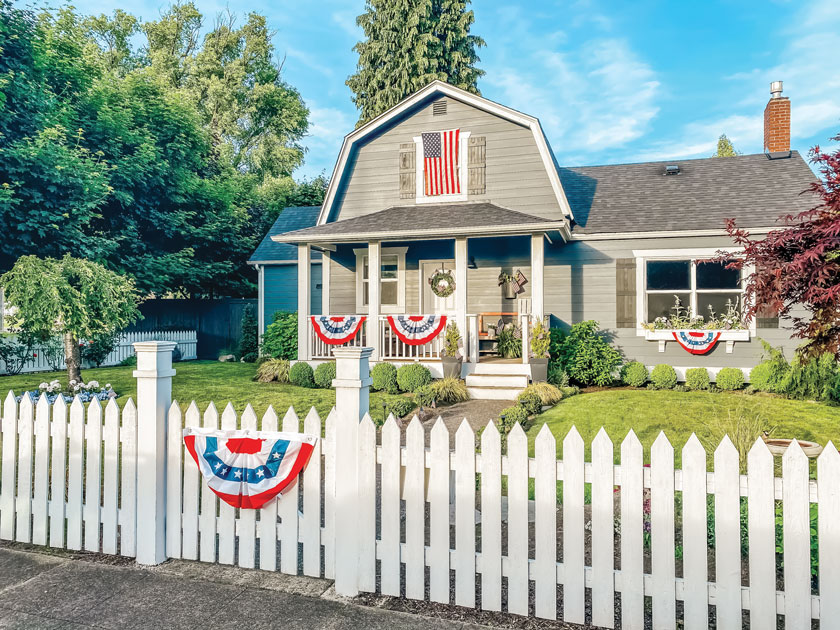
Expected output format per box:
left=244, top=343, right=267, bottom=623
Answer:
left=0, top=360, right=414, bottom=421
left=526, top=387, right=840, bottom=466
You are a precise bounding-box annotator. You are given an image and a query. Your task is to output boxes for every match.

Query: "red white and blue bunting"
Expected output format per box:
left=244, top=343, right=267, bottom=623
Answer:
left=671, top=331, right=722, bottom=355
left=311, top=315, right=366, bottom=345
left=184, top=429, right=317, bottom=509
left=386, top=314, right=447, bottom=346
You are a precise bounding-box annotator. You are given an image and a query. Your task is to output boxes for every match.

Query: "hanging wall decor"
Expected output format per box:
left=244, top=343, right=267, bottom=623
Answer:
left=311, top=315, right=366, bottom=345
left=671, top=330, right=722, bottom=355
left=184, top=428, right=317, bottom=509
left=386, top=314, right=447, bottom=345
left=428, top=269, right=456, bottom=298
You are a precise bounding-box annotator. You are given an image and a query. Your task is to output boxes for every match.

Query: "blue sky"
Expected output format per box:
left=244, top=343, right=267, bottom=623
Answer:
left=61, top=0, right=840, bottom=179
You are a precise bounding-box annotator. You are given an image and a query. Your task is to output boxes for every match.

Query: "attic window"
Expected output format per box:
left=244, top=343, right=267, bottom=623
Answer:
left=432, top=100, right=447, bottom=116
left=664, top=164, right=680, bottom=175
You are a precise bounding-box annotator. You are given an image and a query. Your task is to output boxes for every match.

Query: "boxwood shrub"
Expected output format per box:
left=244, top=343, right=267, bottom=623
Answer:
left=384, top=396, right=416, bottom=419
left=716, top=367, right=745, bottom=391
left=685, top=367, right=711, bottom=391
left=499, top=404, right=529, bottom=434
left=396, top=363, right=432, bottom=392
left=289, top=362, right=315, bottom=388
left=620, top=361, right=648, bottom=387
left=650, top=364, right=678, bottom=390
left=516, top=391, right=542, bottom=416
left=371, top=363, right=398, bottom=394
left=313, top=362, right=336, bottom=389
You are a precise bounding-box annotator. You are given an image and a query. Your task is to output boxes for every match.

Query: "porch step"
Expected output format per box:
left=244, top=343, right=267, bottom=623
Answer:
left=469, top=362, right=532, bottom=376
left=466, top=385, right=525, bottom=401
left=465, top=373, right=529, bottom=389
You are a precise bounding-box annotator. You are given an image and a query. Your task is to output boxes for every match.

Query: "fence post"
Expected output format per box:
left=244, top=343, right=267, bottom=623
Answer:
left=133, top=341, right=176, bottom=565
left=331, top=346, right=373, bottom=596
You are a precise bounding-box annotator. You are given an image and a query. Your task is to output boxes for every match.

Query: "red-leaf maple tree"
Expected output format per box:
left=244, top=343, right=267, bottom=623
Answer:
left=724, top=134, right=840, bottom=357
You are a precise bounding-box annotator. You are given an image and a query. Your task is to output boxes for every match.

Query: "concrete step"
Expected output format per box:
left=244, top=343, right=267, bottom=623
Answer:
left=470, top=362, right=531, bottom=376
left=466, top=386, right=524, bottom=400
left=465, top=373, right=529, bottom=388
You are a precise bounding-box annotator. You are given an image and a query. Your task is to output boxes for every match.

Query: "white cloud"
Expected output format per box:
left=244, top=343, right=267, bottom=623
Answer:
left=297, top=102, right=355, bottom=178
left=331, top=10, right=361, bottom=40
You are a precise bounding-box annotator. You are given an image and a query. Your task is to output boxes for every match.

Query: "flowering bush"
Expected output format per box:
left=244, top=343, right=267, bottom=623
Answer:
left=16, top=379, right=118, bottom=404
left=642, top=295, right=746, bottom=331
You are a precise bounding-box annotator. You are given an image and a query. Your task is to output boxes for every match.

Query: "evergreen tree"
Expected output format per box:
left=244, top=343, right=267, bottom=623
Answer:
left=346, top=0, right=485, bottom=125
left=713, top=134, right=740, bottom=157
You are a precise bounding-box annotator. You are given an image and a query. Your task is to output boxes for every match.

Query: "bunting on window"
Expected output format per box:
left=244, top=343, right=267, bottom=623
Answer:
left=310, top=315, right=366, bottom=345
left=184, top=428, right=317, bottom=509
left=386, top=315, right=447, bottom=345
left=671, top=331, right=722, bottom=355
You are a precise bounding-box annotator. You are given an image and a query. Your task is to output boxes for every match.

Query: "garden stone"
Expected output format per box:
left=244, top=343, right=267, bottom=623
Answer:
left=218, top=354, right=235, bottom=362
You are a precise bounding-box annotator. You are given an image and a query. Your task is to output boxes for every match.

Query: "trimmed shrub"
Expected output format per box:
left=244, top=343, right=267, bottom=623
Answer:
left=520, top=382, right=563, bottom=406
left=384, top=396, right=416, bottom=419
left=371, top=362, right=399, bottom=394
left=255, top=358, right=290, bottom=383
left=499, top=404, right=529, bottom=434
left=314, top=362, right=336, bottom=389
left=289, top=362, right=315, bottom=388
left=396, top=363, right=432, bottom=393
left=650, top=364, right=678, bottom=390
left=673, top=384, right=689, bottom=392
left=620, top=361, right=648, bottom=387
left=516, top=391, right=542, bottom=416
left=685, top=367, right=711, bottom=391
left=552, top=320, right=621, bottom=386
left=239, top=305, right=258, bottom=363
left=716, top=367, right=745, bottom=391
left=261, top=312, right=297, bottom=360
left=429, top=377, right=469, bottom=404
left=415, top=385, right=436, bottom=408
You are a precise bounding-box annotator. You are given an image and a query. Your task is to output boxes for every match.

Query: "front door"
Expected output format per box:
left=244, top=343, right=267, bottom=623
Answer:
left=421, top=260, right=456, bottom=314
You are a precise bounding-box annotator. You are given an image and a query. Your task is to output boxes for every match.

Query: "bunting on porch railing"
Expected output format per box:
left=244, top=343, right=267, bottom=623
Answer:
left=311, top=315, right=366, bottom=345
left=184, top=428, right=317, bottom=509
left=386, top=314, right=447, bottom=346
left=671, top=330, right=722, bottom=355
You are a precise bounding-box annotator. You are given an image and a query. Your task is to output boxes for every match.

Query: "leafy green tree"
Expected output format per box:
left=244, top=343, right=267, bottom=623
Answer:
left=347, top=0, right=485, bottom=125
left=713, top=134, right=740, bottom=157
left=1, top=255, right=140, bottom=382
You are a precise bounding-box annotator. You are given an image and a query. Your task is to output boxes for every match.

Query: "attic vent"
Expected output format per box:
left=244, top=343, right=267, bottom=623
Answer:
left=664, top=164, right=680, bottom=176
left=432, top=100, right=447, bottom=116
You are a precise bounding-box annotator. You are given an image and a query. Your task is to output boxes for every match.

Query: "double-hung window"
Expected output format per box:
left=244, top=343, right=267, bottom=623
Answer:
left=354, top=247, right=407, bottom=313
left=644, top=258, right=743, bottom=323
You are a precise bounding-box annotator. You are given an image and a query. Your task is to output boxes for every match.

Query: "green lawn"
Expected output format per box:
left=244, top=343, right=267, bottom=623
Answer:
left=527, top=388, right=840, bottom=465
left=0, top=361, right=412, bottom=422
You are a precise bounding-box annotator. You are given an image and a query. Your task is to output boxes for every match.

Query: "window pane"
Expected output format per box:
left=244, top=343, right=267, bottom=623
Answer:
left=381, top=255, right=398, bottom=279
left=696, top=260, right=740, bottom=289
left=362, top=257, right=368, bottom=280
left=697, top=292, right=742, bottom=320
left=646, top=293, right=691, bottom=322
left=362, top=281, right=368, bottom=305
left=381, top=281, right=398, bottom=305
left=646, top=261, right=690, bottom=290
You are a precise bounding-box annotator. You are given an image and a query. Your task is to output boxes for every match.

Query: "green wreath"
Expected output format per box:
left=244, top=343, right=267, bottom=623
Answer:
left=429, top=269, right=456, bottom=298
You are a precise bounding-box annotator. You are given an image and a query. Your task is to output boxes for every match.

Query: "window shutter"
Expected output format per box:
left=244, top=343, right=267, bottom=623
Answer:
left=399, top=143, right=415, bottom=199
left=468, top=136, right=486, bottom=195
left=616, top=258, right=637, bottom=328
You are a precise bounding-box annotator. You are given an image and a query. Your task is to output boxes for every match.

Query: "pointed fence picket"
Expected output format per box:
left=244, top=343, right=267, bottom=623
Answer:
left=4, top=379, right=840, bottom=630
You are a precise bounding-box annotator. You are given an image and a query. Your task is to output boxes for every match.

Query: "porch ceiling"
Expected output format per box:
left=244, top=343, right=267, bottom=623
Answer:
left=271, top=202, right=569, bottom=244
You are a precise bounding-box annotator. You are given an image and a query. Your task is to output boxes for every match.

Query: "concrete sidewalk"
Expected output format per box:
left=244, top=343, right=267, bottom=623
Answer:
left=0, top=546, right=488, bottom=629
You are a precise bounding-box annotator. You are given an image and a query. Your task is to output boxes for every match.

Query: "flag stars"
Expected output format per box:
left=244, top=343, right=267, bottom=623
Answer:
left=234, top=470, right=242, bottom=479
left=256, top=468, right=265, bottom=477
left=271, top=453, right=281, bottom=459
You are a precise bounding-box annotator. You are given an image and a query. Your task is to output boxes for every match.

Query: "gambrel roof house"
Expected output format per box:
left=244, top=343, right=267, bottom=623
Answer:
left=250, top=80, right=817, bottom=398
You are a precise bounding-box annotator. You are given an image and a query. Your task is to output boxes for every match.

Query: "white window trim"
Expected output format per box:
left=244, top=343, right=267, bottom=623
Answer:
left=631, top=247, right=755, bottom=336
left=413, top=131, right=471, bottom=204
left=353, top=246, right=408, bottom=314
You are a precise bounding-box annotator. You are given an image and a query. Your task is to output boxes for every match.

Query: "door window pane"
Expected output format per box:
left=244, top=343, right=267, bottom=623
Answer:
left=697, top=292, right=741, bottom=320
left=646, top=261, right=690, bottom=290
left=647, top=293, right=691, bottom=322
left=696, top=260, right=740, bottom=289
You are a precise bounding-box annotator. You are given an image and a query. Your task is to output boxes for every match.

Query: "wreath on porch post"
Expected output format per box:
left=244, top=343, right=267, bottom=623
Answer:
left=428, top=268, right=456, bottom=298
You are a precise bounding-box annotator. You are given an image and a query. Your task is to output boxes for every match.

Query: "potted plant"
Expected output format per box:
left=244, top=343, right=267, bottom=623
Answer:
left=496, top=323, right=522, bottom=359
left=498, top=272, right=517, bottom=299
left=441, top=321, right=463, bottom=378
left=529, top=319, right=550, bottom=381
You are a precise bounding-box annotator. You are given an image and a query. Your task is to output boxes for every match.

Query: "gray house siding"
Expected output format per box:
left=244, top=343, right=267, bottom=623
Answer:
left=263, top=263, right=322, bottom=327
left=544, top=235, right=800, bottom=370
left=332, top=97, right=564, bottom=222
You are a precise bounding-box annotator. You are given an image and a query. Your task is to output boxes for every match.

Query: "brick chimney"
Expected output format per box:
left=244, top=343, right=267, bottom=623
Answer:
left=763, top=80, right=790, bottom=153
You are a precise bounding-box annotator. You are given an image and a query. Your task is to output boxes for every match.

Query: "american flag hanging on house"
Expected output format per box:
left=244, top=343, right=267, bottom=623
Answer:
left=422, top=129, right=460, bottom=196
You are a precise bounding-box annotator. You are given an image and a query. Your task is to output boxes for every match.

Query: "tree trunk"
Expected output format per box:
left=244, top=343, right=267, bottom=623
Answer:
left=64, top=332, right=82, bottom=383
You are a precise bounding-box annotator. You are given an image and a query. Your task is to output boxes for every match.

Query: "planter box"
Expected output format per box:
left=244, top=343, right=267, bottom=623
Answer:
left=644, top=329, right=750, bottom=354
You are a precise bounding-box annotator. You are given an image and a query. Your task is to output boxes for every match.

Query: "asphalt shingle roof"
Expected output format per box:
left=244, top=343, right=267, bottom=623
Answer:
left=272, top=202, right=565, bottom=243
left=560, top=151, right=819, bottom=234
left=249, top=206, right=323, bottom=263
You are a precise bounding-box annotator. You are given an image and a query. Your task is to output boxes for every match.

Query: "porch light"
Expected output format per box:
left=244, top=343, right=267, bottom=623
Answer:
left=467, top=256, right=477, bottom=269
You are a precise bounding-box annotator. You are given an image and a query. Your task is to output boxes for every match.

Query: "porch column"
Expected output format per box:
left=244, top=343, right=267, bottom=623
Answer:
left=297, top=243, right=311, bottom=361
left=368, top=241, right=381, bottom=361
left=455, top=237, right=469, bottom=361
left=530, top=233, right=545, bottom=320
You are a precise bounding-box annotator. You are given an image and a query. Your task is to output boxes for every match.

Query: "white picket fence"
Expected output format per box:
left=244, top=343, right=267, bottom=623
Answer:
left=2, top=343, right=840, bottom=629
left=2, top=329, right=197, bottom=375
